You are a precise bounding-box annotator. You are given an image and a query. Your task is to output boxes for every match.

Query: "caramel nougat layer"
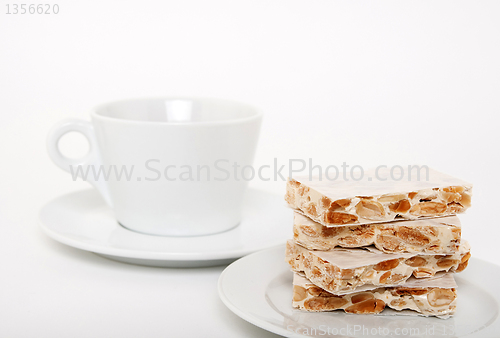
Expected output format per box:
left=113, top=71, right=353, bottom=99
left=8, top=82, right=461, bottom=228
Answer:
left=293, top=212, right=461, bottom=254
left=286, top=240, right=470, bottom=294
left=285, top=168, right=472, bottom=227
left=292, top=273, right=457, bottom=318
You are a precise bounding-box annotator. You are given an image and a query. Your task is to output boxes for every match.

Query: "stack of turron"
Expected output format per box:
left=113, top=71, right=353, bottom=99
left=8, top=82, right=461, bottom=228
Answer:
left=284, top=168, right=472, bottom=318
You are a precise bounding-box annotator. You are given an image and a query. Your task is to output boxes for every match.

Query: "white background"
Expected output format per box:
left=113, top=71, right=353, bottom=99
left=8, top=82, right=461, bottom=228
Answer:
left=1, top=1, right=499, bottom=337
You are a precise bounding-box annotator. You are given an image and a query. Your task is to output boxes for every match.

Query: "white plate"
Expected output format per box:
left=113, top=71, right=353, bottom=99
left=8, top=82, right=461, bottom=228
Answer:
left=39, top=189, right=290, bottom=268
left=219, top=245, right=500, bottom=338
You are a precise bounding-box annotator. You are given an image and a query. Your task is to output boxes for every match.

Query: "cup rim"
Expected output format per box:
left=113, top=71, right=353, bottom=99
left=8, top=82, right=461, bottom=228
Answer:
left=91, top=96, right=262, bottom=125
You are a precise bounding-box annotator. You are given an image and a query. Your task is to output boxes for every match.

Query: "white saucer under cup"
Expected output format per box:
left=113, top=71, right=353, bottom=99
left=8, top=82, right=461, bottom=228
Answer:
left=39, top=189, right=291, bottom=268
left=46, top=97, right=262, bottom=237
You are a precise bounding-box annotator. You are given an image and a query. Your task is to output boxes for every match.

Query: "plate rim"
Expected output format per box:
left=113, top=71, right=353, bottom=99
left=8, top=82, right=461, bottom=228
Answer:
left=218, top=244, right=295, bottom=337
left=218, top=244, right=500, bottom=338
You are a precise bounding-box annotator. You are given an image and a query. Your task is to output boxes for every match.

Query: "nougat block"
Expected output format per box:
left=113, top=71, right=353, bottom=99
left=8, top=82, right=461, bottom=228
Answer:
left=293, top=212, right=461, bottom=254
left=286, top=240, right=470, bottom=294
left=285, top=167, right=472, bottom=227
left=292, top=273, right=457, bottom=318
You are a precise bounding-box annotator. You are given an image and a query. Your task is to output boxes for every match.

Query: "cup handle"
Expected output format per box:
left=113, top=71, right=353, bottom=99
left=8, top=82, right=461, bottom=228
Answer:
left=47, top=119, right=113, bottom=207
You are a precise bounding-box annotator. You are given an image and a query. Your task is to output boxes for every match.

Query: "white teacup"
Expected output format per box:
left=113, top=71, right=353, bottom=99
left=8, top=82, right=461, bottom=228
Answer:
left=47, top=97, right=262, bottom=236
